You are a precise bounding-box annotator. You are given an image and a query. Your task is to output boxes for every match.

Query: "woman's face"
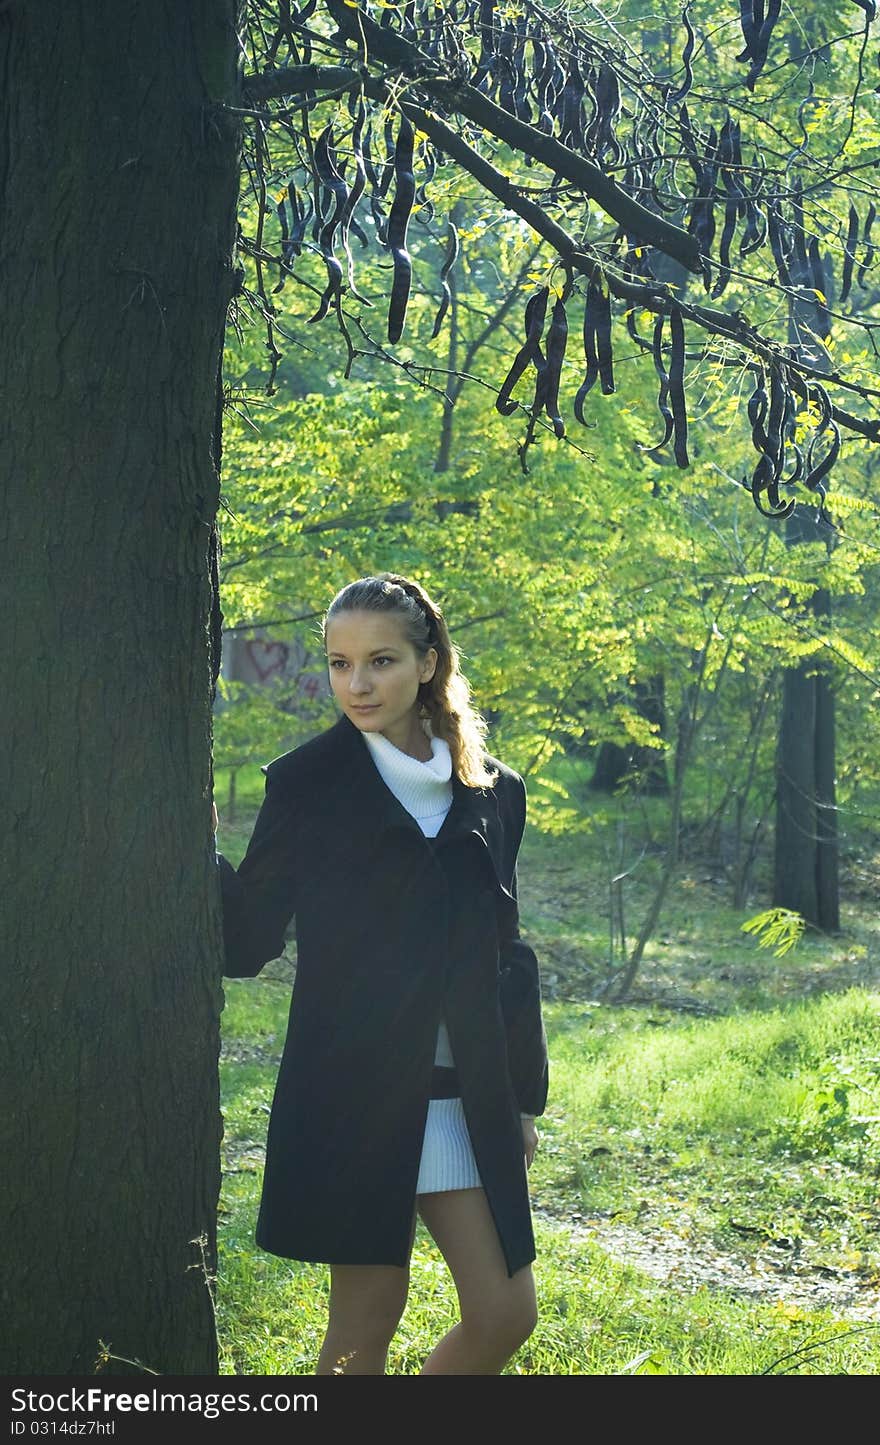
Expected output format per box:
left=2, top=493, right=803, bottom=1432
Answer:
left=325, top=609, right=437, bottom=740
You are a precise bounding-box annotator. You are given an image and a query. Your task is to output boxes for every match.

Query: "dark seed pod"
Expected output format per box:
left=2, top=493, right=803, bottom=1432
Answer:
left=573, top=283, right=600, bottom=423
left=667, top=5, right=696, bottom=105
left=595, top=283, right=614, bottom=395
left=387, top=113, right=416, bottom=344
left=857, top=203, right=875, bottom=289
left=339, top=101, right=371, bottom=301
left=807, top=237, right=831, bottom=340
left=766, top=194, right=793, bottom=287
left=308, top=125, right=348, bottom=324
left=540, top=297, right=568, bottom=438
left=641, top=313, right=674, bottom=455
left=668, top=307, right=689, bottom=467
left=497, top=288, right=549, bottom=416
left=838, top=203, right=855, bottom=302
left=739, top=0, right=782, bottom=90
left=430, top=220, right=460, bottom=340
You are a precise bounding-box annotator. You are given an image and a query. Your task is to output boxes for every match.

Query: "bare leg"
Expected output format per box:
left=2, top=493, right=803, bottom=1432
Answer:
left=315, top=1211, right=417, bottom=1375
left=416, top=1189, right=538, bottom=1375
left=315, top=1263, right=409, bottom=1375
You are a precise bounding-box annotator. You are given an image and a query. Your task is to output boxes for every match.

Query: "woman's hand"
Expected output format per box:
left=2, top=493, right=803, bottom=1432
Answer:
left=211, top=801, right=219, bottom=835
left=521, top=1117, right=539, bottom=1169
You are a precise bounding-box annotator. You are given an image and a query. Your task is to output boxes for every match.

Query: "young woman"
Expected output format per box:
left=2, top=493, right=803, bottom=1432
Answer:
left=214, top=572, right=548, bottom=1375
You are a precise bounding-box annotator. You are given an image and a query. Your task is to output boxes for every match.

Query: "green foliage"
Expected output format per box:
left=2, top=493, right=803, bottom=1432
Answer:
left=741, top=908, right=807, bottom=958
left=785, top=1061, right=875, bottom=1159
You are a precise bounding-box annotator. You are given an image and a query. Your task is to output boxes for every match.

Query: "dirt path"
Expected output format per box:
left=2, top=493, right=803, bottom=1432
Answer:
left=534, top=1206, right=880, bottom=1323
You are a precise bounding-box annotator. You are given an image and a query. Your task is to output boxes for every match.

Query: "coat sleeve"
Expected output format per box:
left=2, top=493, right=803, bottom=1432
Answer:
left=498, top=775, right=549, bottom=1119
left=215, top=765, right=299, bottom=979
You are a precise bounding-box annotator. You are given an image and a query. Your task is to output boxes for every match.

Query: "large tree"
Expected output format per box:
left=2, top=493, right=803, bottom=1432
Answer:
left=2, top=0, right=878, bottom=1374
left=0, top=1, right=242, bottom=1373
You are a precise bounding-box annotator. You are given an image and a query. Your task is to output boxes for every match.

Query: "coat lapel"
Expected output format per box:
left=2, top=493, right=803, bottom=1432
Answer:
left=321, top=711, right=515, bottom=902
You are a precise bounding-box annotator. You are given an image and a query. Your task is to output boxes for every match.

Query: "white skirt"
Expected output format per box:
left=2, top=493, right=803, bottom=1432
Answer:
left=416, top=1097, right=482, bottom=1194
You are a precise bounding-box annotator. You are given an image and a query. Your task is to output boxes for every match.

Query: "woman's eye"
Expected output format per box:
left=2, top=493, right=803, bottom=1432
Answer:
left=374, top=656, right=392, bottom=666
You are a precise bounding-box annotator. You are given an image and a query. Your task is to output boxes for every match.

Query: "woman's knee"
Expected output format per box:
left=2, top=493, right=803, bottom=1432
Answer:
left=327, top=1265, right=410, bottom=1345
left=462, top=1284, right=538, bottom=1352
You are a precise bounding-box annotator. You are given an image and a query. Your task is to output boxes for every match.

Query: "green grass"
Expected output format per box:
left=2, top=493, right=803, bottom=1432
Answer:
left=215, top=793, right=880, bottom=1375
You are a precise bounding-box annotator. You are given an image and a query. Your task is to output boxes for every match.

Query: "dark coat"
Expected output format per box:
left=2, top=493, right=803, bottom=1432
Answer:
left=216, top=710, right=549, bottom=1277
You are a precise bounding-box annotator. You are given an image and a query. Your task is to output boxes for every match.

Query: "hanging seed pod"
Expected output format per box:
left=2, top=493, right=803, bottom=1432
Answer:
left=415, top=139, right=437, bottom=221
left=857, top=203, right=876, bottom=288
left=667, top=5, right=696, bottom=105
left=540, top=297, right=568, bottom=438
left=272, top=197, right=293, bottom=295
left=626, top=307, right=654, bottom=354
left=339, top=101, right=372, bottom=302
left=379, top=113, right=398, bottom=199
left=386, top=114, right=416, bottom=344
left=287, top=182, right=312, bottom=256
left=739, top=194, right=767, bottom=256
left=840, top=204, right=859, bottom=303
left=807, top=237, right=831, bottom=340
left=640, top=313, right=674, bottom=454
left=748, top=362, right=795, bottom=517
left=738, top=0, right=782, bottom=90
left=496, top=24, right=518, bottom=117
left=789, top=182, right=809, bottom=281
left=803, top=418, right=840, bottom=498
left=766, top=194, right=793, bottom=287
left=308, top=125, right=348, bottom=324
left=595, top=282, right=614, bottom=395
left=573, top=286, right=599, bottom=423
left=668, top=307, right=689, bottom=467
left=747, top=361, right=768, bottom=450
left=558, top=55, right=587, bottom=151
left=511, top=14, right=531, bottom=122
left=430, top=220, right=460, bottom=340
left=712, top=115, right=746, bottom=296
left=592, top=63, right=622, bottom=166
left=531, top=37, right=557, bottom=134
left=473, top=0, right=496, bottom=88
left=497, top=288, right=549, bottom=416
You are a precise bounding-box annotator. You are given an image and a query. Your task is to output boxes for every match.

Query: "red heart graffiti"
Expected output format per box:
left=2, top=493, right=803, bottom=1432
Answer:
left=246, top=639, right=289, bottom=681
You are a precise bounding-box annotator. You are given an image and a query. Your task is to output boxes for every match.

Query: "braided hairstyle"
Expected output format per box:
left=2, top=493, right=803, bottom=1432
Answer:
left=321, top=573, right=499, bottom=789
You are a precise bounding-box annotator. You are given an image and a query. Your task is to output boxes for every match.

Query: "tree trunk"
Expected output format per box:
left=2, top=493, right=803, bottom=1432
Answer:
left=0, top=1, right=241, bottom=1374
left=813, top=593, right=840, bottom=933
left=771, top=92, right=840, bottom=934
left=772, top=550, right=839, bottom=930
left=774, top=662, right=819, bottom=922
left=589, top=676, right=669, bottom=794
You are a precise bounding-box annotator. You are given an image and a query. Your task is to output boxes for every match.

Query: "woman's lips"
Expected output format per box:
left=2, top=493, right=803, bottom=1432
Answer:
left=352, top=704, right=379, bottom=711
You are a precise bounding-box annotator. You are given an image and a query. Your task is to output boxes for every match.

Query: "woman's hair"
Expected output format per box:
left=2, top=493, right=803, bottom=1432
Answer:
left=322, top=573, right=499, bottom=789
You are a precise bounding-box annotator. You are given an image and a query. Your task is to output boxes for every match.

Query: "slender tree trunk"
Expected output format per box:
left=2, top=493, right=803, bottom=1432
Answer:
left=0, top=1, right=241, bottom=1374
left=813, top=593, right=840, bottom=932
left=772, top=547, right=839, bottom=929
left=771, top=87, right=840, bottom=933
left=774, top=661, right=819, bottom=921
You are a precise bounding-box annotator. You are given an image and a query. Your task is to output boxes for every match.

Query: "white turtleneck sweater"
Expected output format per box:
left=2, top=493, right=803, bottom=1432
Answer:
left=361, top=723, right=457, bottom=1068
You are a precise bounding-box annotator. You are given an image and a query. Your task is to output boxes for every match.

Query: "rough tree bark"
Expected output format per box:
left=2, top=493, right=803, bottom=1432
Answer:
left=0, top=2, right=242, bottom=1373
left=773, top=564, right=840, bottom=931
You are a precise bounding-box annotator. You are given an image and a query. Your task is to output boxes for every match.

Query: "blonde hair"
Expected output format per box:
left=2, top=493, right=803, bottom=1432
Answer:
left=322, top=572, right=499, bottom=789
